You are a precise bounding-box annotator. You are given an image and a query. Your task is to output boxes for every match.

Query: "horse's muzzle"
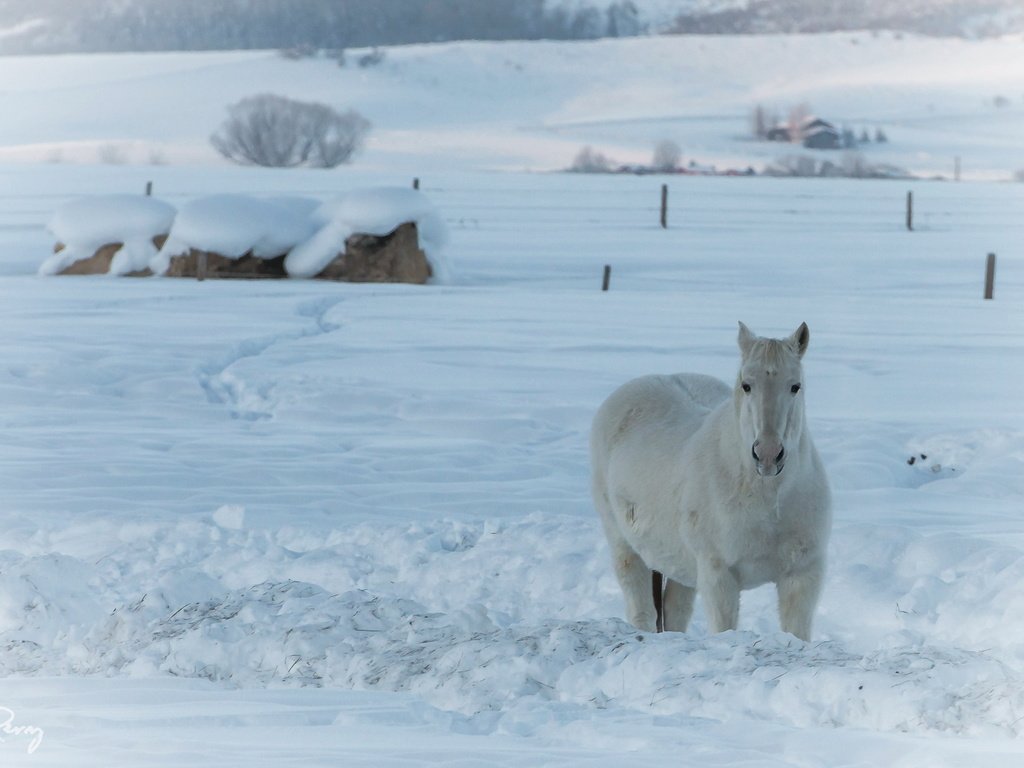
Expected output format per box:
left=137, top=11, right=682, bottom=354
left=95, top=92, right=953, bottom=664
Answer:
left=752, top=441, right=785, bottom=476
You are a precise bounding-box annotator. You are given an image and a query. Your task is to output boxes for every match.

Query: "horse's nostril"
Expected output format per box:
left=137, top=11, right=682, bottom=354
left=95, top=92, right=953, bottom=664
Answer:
left=751, top=443, right=760, bottom=462
left=776, top=446, right=785, bottom=463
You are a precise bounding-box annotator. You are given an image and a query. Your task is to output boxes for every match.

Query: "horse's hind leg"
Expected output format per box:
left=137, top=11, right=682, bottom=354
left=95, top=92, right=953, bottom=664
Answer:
left=594, top=483, right=659, bottom=632
left=662, top=579, right=695, bottom=632
left=609, top=542, right=658, bottom=633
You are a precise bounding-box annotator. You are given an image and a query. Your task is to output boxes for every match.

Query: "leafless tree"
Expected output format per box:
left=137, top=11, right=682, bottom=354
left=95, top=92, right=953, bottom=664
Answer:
left=787, top=102, right=813, bottom=141
left=97, top=142, right=128, bottom=164
left=569, top=145, right=613, bottom=173
left=841, top=150, right=871, bottom=178
left=651, top=139, right=682, bottom=172
left=211, top=94, right=370, bottom=169
left=751, top=104, right=769, bottom=139
left=306, top=105, right=371, bottom=168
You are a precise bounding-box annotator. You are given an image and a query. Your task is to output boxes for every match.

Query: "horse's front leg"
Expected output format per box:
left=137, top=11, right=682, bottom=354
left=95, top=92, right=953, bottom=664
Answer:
left=776, top=560, right=824, bottom=641
left=697, top=557, right=740, bottom=633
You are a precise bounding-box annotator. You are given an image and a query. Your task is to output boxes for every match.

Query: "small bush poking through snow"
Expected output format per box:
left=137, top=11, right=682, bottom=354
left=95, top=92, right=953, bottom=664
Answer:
left=211, top=94, right=370, bottom=169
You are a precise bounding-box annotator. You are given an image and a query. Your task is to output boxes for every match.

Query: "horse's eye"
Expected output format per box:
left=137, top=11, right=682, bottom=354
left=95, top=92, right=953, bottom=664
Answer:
left=791, top=383, right=802, bottom=394
left=741, top=383, right=751, bottom=393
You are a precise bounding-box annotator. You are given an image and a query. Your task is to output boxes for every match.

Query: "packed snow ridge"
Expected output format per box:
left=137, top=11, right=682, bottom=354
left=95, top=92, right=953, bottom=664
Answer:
left=43, top=188, right=450, bottom=281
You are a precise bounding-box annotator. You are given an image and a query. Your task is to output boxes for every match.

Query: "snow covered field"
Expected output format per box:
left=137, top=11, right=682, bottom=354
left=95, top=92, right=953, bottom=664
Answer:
left=1, top=30, right=1024, bottom=767
left=0, top=161, right=1022, bottom=765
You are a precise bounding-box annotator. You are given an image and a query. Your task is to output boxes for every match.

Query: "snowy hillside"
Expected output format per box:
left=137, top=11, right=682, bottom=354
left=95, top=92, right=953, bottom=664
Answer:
left=0, top=33, right=1023, bottom=179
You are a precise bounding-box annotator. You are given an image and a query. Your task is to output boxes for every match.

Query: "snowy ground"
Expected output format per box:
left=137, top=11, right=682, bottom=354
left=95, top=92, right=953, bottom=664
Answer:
left=0, top=160, right=1022, bottom=764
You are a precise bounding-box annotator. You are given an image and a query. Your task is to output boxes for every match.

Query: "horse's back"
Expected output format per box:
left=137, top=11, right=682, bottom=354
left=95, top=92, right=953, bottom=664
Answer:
left=591, top=373, right=731, bottom=467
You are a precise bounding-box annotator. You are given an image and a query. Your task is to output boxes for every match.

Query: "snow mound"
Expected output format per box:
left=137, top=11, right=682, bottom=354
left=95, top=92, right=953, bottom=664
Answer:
left=286, top=187, right=450, bottom=282
left=41, top=194, right=176, bottom=276
left=2, top=512, right=1024, bottom=742
left=151, top=194, right=320, bottom=274
left=3, top=578, right=1018, bottom=739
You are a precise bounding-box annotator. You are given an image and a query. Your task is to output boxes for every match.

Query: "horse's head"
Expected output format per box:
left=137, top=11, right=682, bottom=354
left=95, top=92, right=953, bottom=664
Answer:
left=735, top=322, right=810, bottom=477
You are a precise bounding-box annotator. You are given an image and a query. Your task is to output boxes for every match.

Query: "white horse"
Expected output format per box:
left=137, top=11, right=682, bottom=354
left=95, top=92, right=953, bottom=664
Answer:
left=590, top=322, right=831, bottom=641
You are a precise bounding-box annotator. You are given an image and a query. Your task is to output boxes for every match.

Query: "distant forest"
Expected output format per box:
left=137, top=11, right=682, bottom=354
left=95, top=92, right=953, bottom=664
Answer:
left=0, top=0, right=1018, bottom=54
left=0, top=0, right=645, bottom=53
left=666, top=0, right=1021, bottom=37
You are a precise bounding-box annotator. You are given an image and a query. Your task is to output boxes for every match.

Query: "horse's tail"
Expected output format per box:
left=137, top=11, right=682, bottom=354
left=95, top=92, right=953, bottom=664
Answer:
left=652, top=569, right=665, bottom=633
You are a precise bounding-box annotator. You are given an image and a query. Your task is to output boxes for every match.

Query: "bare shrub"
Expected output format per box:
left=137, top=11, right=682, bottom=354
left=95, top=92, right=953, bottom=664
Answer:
left=279, top=44, right=318, bottom=60
left=358, top=47, right=386, bottom=68
left=751, top=104, right=780, bottom=140
left=765, top=152, right=911, bottom=180
left=211, top=94, right=370, bottom=169
left=651, top=140, right=682, bottom=172
left=569, top=146, right=613, bottom=173
left=766, top=154, right=818, bottom=177
left=841, top=150, right=872, bottom=178
left=97, top=143, right=127, bottom=165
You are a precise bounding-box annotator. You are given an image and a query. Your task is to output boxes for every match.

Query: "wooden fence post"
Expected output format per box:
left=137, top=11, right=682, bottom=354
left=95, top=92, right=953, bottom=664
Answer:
left=145, top=181, right=153, bottom=196
left=197, top=251, right=208, bottom=282
left=906, top=191, right=913, bottom=231
left=602, top=265, right=611, bottom=291
left=660, top=184, right=668, bottom=229
left=984, top=253, right=996, bottom=300
left=412, top=178, right=420, bottom=190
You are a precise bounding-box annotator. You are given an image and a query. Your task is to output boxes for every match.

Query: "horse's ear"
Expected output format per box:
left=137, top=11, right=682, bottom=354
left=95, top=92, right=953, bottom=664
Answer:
left=789, top=322, right=810, bottom=358
left=738, top=322, right=757, bottom=357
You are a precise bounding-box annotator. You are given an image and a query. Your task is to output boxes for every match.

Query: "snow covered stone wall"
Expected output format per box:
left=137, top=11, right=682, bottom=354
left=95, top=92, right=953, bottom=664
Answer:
left=43, top=188, right=450, bottom=283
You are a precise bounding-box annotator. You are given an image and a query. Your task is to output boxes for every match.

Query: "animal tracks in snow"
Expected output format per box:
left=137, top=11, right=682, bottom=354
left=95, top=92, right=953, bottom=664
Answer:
left=195, top=297, right=344, bottom=420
